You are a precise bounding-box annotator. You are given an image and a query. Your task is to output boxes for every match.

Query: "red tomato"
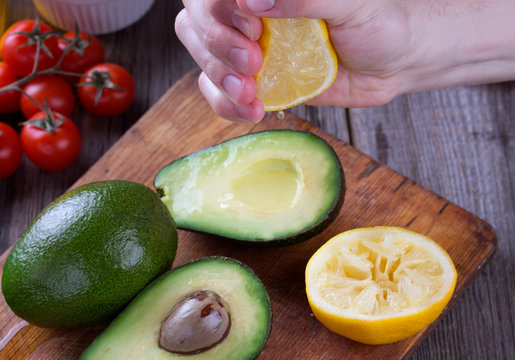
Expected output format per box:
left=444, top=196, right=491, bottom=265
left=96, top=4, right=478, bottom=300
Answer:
left=57, top=31, right=104, bottom=83
left=0, top=20, right=61, bottom=77
left=78, top=63, right=135, bottom=117
left=0, top=122, right=23, bottom=178
left=20, top=74, right=75, bottom=119
left=21, top=112, right=81, bottom=172
left=0, top=62, right=21, bottom=114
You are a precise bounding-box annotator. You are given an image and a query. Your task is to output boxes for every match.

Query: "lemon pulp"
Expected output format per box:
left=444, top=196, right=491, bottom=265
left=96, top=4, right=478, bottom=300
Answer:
left=256, top=18, right=338, bottom=111
left=318, top=231, right=446, bottom=316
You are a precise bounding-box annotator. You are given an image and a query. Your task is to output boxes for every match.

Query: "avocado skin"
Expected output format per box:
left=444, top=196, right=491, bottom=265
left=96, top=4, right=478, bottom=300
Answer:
left=154, top=129, right=345, bottom=246
left=1, top=180, right=178, bottom=328
left=80, top=256, right=272, bottom=360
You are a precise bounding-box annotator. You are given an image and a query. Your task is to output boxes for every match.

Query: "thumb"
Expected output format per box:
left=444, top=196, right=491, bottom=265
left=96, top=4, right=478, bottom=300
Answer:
left=236, top=0, right=359, bottom=23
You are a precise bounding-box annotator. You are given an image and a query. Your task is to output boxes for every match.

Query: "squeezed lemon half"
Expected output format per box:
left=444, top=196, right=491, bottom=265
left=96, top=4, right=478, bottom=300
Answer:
left=256, top=17, right=338, bottom=111
left=305, top=226, right=457, bottom=344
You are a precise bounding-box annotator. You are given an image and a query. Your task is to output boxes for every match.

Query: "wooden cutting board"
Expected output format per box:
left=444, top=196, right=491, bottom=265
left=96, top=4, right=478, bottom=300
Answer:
left=0, top=68, right=497, bottom=359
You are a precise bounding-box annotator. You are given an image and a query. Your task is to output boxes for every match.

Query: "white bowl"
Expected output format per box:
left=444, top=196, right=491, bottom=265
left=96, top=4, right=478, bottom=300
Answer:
left=33, top=0, right=155, bottom=35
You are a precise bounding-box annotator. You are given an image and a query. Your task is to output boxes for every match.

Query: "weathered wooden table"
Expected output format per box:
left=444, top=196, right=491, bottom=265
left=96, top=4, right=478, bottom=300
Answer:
left=0, top=1, right=513, bottom=359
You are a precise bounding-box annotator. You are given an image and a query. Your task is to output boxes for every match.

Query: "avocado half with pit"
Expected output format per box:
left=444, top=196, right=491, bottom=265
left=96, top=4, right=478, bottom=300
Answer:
left=154, top=130, right=345, bottom=245
left=80, top=257, right=272, bottom=360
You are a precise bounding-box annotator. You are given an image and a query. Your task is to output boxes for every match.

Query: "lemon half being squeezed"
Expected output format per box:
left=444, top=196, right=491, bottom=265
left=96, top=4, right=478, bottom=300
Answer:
left=305, top=226, right=457, bottom=345
left=256, top=17, right=338, bottom=111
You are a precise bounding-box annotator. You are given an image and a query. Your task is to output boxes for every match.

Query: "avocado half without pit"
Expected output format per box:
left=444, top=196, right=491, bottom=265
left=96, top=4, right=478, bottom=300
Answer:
left=154, top=130, right=345, bottom=244
left=80, top=257, right=272, bottom=360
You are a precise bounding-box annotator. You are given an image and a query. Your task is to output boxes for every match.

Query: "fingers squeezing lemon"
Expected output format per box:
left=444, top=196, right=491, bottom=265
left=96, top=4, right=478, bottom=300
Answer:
left=305, top=226, right=457, bottom=345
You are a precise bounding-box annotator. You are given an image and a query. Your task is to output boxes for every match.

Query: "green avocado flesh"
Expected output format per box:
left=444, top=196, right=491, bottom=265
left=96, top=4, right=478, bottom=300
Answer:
left=1, top=180, right=178, bottom=328
left=154, top=130, right=345, bottom=244
left=80, top=257, right=272, bottom=360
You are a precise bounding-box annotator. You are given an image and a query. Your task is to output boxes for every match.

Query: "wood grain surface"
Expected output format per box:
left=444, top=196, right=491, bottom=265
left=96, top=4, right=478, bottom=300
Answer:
left=0, top=1, right=513, bottom=359
left=0, top=68, right=497, bottom=359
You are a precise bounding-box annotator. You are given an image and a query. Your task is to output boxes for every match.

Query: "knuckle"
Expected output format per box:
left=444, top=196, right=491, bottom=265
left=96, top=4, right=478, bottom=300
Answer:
left=174, top=9, right=189, bottom=40
left=205, top=0, right=221, bottom=16
left=202, top=21, right=224, bottom=54
left=203, top=61, right=223, bottom=83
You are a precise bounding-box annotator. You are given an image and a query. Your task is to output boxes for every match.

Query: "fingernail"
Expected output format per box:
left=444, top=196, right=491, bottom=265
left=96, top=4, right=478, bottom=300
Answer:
left=228, top=48, right=249, bottom=74
left=232, top=13, right=251, bottom=38
left=223, top=75, right=243, bottom=102
left=234, top=104, right=255, bottom=122
left=246, top=0, right=275, bottom=12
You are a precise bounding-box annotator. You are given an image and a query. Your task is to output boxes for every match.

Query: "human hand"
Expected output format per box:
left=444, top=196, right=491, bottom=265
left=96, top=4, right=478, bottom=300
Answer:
left=175, top=0, right=515, bottom=122
left=175, top=0, right=265, bottom=122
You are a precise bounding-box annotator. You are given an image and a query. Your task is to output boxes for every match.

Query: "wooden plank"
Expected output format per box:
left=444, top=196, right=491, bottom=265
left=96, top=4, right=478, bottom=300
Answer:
left=289, top=104, right=350, bottom=144
left=349, top=84, right=515, bottom=359
left=0, top=68, right=496, bottom=359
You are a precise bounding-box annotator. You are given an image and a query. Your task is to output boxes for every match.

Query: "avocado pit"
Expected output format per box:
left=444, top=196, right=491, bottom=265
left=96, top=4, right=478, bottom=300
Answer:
left=159, top=290, right=231, bottom=355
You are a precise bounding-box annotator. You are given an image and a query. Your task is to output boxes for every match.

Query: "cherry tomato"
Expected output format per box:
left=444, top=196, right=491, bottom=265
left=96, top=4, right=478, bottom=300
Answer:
left=0, top=20, right=61, bottom=77
left=57, top=31, right=104, bottom=83
left=0, top=122, right=23, bottom=179
left=78, top=63, right=135, bottom=117
left=0, top=62, right=21, bottom=114
left=20, top=74, right=75, bottom=119
left=21, top=112, right=81, bottom=172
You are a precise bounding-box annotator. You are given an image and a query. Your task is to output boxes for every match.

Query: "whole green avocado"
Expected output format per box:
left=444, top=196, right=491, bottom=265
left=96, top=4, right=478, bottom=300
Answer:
left=1, top=180, right=178, bottom=328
